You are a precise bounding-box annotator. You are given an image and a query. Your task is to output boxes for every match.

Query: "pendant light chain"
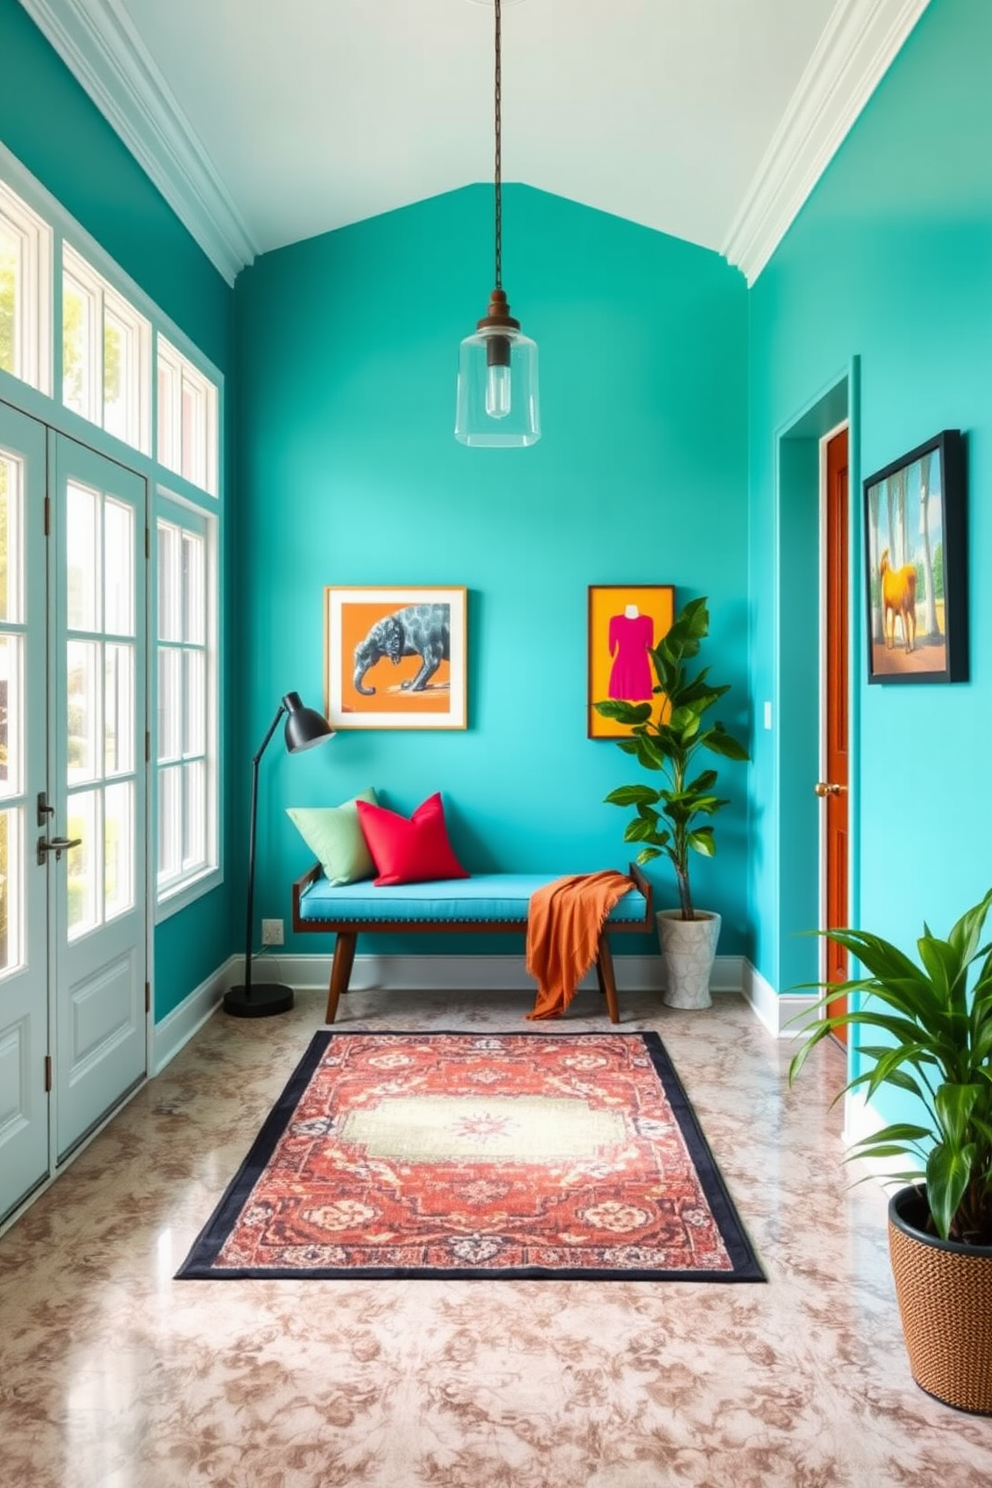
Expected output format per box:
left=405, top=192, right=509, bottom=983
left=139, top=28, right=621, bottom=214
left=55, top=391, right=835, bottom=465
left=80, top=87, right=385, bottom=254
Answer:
left=493, top=0, right=502, bottom=291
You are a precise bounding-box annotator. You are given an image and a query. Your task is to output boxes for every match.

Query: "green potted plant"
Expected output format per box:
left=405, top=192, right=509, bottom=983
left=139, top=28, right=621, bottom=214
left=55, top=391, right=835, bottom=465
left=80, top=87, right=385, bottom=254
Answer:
left=790, top=890, right=992, bottom=1413
left=594, top=596, right=748, bottom=1008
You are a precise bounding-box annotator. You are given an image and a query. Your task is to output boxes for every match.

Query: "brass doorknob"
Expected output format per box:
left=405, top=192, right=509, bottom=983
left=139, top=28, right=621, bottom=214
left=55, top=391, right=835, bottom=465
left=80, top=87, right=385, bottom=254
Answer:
left=814, top=781, right=844, bottom=797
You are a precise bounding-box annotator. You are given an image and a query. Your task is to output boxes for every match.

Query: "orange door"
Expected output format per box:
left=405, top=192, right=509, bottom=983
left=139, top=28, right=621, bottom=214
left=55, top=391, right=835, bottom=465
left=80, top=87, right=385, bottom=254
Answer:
left=823, top=427, right=850, bottom=1041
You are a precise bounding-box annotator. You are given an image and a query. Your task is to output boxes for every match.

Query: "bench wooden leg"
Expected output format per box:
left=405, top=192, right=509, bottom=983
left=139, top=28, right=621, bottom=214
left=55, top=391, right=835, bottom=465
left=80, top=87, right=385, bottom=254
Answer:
left=325, top=931, right=357, bottom=1023
left=596, top=935, right=620, bottom=1024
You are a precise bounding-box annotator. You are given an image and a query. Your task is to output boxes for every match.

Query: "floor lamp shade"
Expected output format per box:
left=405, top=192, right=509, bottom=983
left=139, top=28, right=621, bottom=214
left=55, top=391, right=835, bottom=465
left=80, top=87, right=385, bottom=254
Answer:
left=223, top=692, right=335, bottom=1019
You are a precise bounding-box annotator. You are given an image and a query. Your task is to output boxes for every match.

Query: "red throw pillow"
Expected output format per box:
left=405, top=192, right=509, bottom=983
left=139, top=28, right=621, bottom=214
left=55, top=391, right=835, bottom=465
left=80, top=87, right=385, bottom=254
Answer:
left=355, top=792, right=469, bottom=886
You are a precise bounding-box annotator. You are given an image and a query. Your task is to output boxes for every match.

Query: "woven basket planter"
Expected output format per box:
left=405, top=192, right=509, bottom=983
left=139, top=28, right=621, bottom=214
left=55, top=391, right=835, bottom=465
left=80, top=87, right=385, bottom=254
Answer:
left=888, top=1186, right=992, bottom=1414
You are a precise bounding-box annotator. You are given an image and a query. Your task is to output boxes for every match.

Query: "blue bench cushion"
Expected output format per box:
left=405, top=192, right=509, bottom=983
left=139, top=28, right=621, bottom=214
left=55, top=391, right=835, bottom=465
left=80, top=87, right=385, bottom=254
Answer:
left=298, top=872, right=649, bottom=925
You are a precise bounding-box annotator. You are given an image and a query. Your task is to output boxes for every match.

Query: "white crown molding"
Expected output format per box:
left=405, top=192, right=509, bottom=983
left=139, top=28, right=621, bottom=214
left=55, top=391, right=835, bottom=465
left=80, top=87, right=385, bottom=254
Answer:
left=722, top=0, right=932, bottom=284
left=18, top=0, right=258, bottom=285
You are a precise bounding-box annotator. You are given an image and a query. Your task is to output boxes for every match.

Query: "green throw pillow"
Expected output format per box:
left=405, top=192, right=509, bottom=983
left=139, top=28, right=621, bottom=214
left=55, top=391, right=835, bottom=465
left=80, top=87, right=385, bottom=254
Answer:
left=287, top=789, right=378, bottom=885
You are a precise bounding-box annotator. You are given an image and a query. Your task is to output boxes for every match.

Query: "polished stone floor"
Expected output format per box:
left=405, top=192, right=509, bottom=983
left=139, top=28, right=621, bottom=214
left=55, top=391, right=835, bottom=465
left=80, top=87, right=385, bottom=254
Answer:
left=2, top=984, right=991, bottom=1487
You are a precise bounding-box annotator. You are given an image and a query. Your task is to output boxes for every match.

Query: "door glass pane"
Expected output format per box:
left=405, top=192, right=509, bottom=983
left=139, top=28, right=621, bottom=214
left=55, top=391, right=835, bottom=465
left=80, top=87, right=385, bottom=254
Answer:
left=67, top=789, right=99, bottom=940
left=158, top=648, right=181, bottom=761
left=104, top=498, right=133, bottom=636
left=182, top=531, right=204, bottom=644
left=157, top=521, right=180, bottom=642
left=104, top=781, right=133, bottom=921
left=66, top=483, right=99, bottom=631
left=0, top=218, right=18, bottom=378
left=0, top=450, right=23, bottom=623
left=0, top=806, right=20, bottom=973
left=67, top=640, right=99, bottom=784
left=158, top=764, right=181, bottom=884
left=105, top=643, right=133, bottom=776
left=0, top=634, right=22, bottom=799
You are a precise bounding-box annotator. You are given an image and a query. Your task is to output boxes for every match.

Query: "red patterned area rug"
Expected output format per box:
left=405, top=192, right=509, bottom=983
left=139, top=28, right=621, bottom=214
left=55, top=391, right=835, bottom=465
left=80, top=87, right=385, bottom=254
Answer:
left=177, top=1031, right=764, bottom=1282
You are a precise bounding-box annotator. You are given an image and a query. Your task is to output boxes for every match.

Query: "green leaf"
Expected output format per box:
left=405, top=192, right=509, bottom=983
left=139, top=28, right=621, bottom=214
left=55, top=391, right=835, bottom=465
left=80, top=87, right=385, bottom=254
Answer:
left=946, top=889, right=992, bottom=966
left=624, top=818, right=664, bottom=844
left=915, top=936, right=959, bottom=1003
left=604, top=784, right=660, bottom=808
left=934, top=1083, right=981, bottom=1147
left=926, top=1143, right=974, bottom=1241
left=594, top=699, right=653, bottom=725
left=633, top=735, right=665, bottom=772
left=701, top=723, right=749, bottom=761
left=687, top=827, right=716, bottom=857
left=669, top=706, right=702, bottom=741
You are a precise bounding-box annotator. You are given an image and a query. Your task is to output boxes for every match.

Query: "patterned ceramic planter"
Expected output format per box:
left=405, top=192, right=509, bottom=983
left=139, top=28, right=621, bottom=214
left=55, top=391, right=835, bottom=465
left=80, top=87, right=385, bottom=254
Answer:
left=888, top=1185, right=992, bottom=1414
left=655, top=909, right=721, bottom=1009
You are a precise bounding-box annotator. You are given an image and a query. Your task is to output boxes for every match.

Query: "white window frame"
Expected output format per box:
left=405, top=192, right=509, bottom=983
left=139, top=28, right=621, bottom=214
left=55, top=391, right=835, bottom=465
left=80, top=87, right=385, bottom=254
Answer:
left=154, top=493, right=220, bottom=916
left=62, top=242, right=152, bottom=455
left=0, top=178, right=52, bottom=396
left=157, top=335, right=218, bottom=497
left=0, top=137, right=225, bottom=923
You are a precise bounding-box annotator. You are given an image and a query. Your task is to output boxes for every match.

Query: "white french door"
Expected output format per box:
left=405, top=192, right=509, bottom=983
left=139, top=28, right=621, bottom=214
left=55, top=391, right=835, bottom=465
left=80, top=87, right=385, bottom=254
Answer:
left=52, top=433, right=147, bottom=1158
left=0, top=404, right=148, bottom=1224
left=0, top=403, right=48, bottom=1215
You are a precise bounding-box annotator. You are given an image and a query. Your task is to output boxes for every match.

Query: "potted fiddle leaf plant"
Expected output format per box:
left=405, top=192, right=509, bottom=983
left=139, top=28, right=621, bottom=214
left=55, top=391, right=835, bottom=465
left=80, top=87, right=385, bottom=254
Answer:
left=594, top=595, right=748, bottom=1008
left=789, top=890, right=992, bottom=1413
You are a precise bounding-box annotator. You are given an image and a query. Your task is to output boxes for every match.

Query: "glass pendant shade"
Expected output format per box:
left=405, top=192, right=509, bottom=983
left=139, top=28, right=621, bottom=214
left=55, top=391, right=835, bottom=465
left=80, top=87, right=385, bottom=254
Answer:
left=455, top=321, right=541, bottom=447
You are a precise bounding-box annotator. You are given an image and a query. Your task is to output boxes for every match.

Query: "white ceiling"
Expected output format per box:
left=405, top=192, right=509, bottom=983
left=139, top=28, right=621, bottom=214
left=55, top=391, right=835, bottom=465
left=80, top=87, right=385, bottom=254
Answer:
left=21, top=0, right=931, bottom=285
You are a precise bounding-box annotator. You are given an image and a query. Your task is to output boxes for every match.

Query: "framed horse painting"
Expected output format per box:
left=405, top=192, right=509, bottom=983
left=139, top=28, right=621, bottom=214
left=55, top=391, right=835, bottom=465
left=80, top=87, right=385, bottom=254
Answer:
left=863, top=430, right=968, bottom=684
left=325, top=586, right=468, bottom=728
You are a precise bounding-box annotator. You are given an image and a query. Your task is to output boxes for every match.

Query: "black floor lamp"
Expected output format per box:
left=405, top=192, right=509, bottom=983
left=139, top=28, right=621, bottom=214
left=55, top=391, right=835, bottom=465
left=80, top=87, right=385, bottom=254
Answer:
left=224, top=691, right=335, bottom=1018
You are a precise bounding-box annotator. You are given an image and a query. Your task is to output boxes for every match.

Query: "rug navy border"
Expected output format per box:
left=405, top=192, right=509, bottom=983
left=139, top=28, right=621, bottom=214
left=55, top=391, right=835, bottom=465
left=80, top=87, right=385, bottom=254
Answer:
left=177, top=1030, right=765, bottom=1283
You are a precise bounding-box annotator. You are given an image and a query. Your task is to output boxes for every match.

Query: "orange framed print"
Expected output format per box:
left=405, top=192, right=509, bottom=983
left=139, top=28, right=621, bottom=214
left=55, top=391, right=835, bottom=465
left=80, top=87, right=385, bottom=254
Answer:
left=325, top=586, right=467, bottom=729
left=588, top=585, right=675, bottom=739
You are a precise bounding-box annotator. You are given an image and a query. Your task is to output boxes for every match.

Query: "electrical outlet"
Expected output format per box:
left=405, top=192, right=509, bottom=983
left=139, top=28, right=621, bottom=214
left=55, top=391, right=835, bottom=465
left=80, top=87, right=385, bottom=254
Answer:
left=261, top=918, right=284, bottom=946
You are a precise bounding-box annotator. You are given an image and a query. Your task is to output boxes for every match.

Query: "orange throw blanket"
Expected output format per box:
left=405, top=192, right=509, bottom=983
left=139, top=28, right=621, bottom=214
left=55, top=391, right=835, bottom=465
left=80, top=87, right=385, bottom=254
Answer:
left=525, top=870, right=633, bottom=1020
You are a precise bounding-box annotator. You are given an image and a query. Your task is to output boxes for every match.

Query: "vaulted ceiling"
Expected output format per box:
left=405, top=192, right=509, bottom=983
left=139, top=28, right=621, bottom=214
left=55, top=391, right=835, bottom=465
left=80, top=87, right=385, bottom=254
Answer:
left=21, top=0, right=930, bottom=285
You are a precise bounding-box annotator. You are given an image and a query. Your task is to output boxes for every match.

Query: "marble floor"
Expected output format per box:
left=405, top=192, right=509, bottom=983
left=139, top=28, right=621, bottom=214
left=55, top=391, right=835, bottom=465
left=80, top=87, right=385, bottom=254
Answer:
left=2, top=985, right=991, bottom=1488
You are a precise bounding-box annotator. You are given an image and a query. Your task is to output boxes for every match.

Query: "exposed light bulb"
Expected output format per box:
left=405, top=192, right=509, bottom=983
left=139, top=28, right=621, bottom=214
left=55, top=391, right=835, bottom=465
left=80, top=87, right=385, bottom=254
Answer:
left=485, top=362, right=512, bottom=419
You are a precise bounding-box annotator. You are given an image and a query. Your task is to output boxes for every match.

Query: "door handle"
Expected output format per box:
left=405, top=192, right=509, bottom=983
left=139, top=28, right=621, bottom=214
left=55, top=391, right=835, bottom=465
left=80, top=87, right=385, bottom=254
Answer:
left=814, top=781, right=845, bottom=797
left=36, top=835, right=83, bottom=866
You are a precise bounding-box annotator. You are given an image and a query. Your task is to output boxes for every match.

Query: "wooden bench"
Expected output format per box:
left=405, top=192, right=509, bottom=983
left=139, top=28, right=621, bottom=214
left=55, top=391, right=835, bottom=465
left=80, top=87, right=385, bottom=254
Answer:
left=291, top=865, right=654, bottom=1024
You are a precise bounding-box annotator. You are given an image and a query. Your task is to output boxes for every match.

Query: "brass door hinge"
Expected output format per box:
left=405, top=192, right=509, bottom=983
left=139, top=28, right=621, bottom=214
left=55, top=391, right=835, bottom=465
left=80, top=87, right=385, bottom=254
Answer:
left=44, top=1055, right=52, bottom=1093
left=44, top=495, right=51, bottom=536
left=145, top=981, right=151, bottom=1014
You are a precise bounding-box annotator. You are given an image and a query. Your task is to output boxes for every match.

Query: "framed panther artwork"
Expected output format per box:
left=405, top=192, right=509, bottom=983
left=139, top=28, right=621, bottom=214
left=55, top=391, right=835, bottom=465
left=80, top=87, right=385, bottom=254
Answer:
left=325, top=585, right=468, bottom=729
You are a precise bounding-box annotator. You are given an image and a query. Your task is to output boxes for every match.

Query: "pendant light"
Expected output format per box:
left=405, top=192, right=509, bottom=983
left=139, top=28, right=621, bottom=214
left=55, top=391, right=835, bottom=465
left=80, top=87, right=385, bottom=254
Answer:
left=455, top=0, right=541, bottom=447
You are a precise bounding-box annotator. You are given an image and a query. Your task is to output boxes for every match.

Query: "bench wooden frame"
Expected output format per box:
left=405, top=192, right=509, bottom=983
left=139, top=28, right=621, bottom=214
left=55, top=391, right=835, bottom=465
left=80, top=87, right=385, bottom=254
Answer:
left=291, top=864, right=654, bottom=1024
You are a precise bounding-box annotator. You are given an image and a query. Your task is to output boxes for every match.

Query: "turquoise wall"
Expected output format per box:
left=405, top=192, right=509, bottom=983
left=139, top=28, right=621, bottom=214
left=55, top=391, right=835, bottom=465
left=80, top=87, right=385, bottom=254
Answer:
left=235, top=185, right=751, bottom=961
left=0, top=0, right=237, bottom=1019
left=748, top=0, right=992, bottom=1010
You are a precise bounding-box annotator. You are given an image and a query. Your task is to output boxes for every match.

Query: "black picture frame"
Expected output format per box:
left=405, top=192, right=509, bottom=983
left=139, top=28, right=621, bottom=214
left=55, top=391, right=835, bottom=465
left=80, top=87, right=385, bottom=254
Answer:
left=863, top=429, right=967, bottom=684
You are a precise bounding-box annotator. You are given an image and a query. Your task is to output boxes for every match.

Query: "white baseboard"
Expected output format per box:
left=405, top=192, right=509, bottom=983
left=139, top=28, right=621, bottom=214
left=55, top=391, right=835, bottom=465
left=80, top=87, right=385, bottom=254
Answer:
left=149, top=949, right=818, bottom=1076
left=259, top=950, right=745, bottom=997
left=741, top=960, right=821, bottom=1038
left=151, top=954, right=239, bottom=1074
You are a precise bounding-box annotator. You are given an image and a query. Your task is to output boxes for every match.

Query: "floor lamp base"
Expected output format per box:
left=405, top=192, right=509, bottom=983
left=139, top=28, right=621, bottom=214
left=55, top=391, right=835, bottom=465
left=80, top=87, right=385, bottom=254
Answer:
left=223, top=983, right=295, bottom=1018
